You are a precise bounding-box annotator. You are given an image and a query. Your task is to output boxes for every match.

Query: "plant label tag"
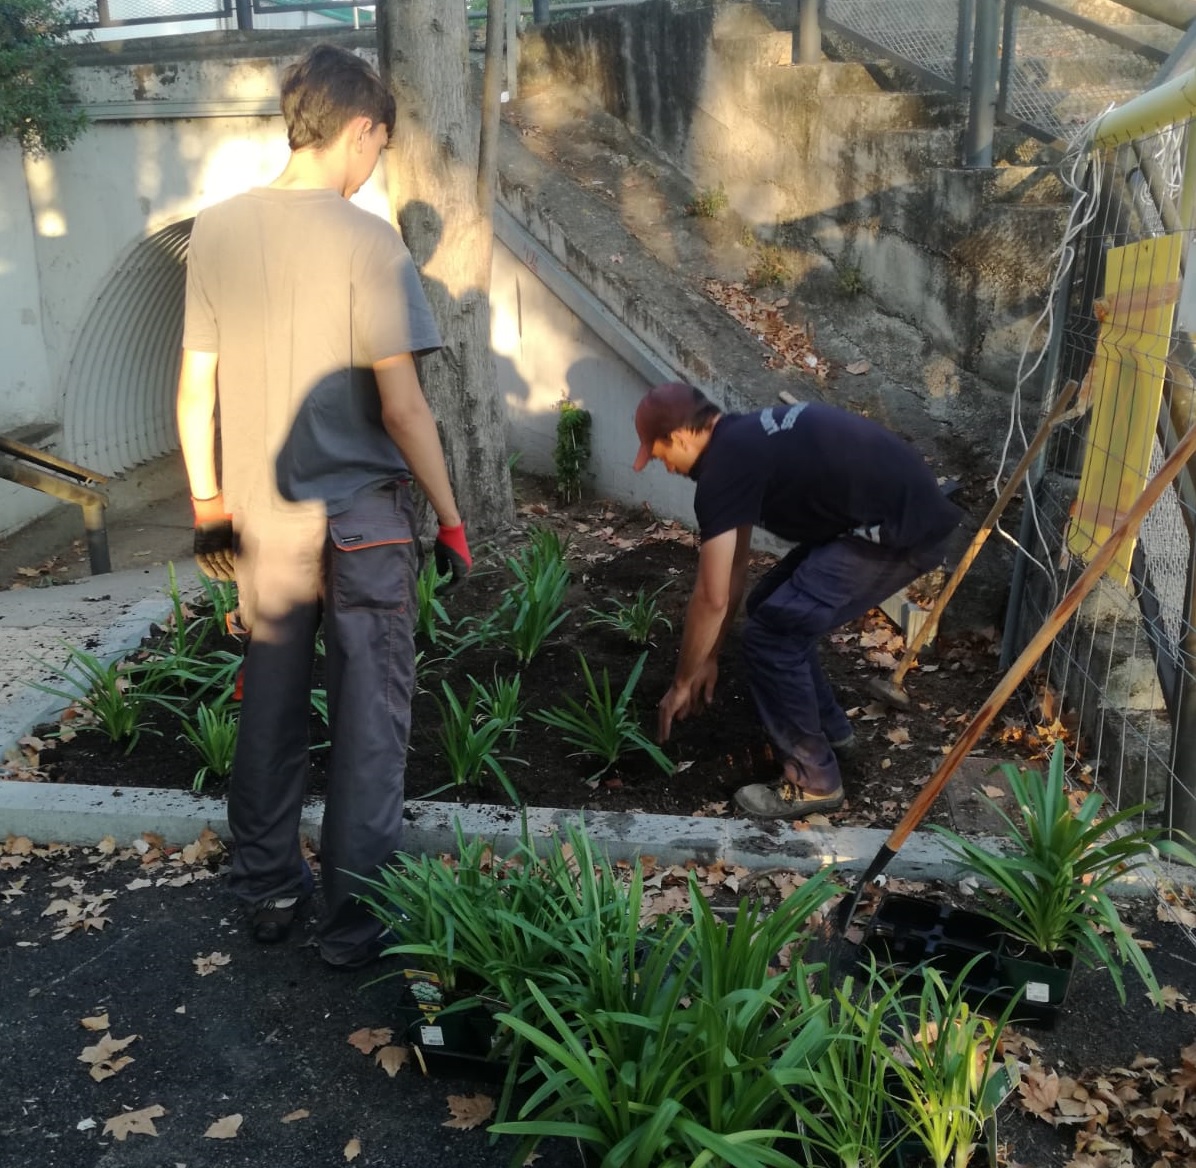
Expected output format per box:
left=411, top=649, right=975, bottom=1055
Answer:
left=1026, top=980, right=1050, bottom=1003
left=419, top=1025, right=446, bottom=1047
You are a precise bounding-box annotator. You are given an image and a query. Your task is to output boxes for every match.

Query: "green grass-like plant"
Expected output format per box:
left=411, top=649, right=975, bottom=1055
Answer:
left=428, top=678, right=524, bottom=804
left=493, top=870, right=840, bottom=1167
left=534, top=651, right=672, bottom=781
left=885, top=961, right=1017, bottom=1168
left=179, top=699, right=239, bottom=793
left=415, top=557, right=454, bottom=645
left=585, top=582, right=673, bottom=646
left=471, top=670, right=524, bottom=747
left=747, top=244, right=790, bottom=289
left=684, top=184, right=729, bottom=219
left=931, top=741, right=1195, bottom=1004
left=32, top=647, right=181, bottom=753
left=495, top=530, right=572, bottom=664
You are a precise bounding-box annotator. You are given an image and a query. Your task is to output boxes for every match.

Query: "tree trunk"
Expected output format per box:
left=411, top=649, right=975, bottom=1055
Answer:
left=376, top=0, right=515, bottom=539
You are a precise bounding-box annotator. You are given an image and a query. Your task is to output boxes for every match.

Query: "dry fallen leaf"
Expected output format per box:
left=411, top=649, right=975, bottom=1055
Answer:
left=980, top=784, right=1005, bottom=799
left=281, top=1109, right=310, bottom=1124
left=885, top=727, right=911, bottom=746
left=204, top=1114, right=243, bottom=1139
left=80, top=1013, right=109, bottom=1031
left=348, top=1027, right=393, bottom=1055
left=102, top=1104, right=166, bottom=1141
left=845, top=359, right=871, bottom=375
left=443, top=1093, right=495, bottom=1131
left=344, top=1137, right=362, bottom=1161
left=193, top=952, right=231, bottom=976
left=376, top=1045, right=410, bottom=1078
left=79, top=1032, right=139, bottom=1083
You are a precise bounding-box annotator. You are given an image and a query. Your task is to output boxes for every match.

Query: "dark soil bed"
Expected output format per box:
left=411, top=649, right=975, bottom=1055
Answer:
left=21, top=481, right=1005, bottom=830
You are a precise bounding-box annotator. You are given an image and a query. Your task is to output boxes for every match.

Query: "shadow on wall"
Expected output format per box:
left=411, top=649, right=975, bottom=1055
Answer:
left=535, top=2, right=715, bottom=157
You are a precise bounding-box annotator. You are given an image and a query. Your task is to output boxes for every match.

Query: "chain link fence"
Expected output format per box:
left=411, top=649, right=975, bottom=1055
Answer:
left=824, top=0, right=1178, bottom=146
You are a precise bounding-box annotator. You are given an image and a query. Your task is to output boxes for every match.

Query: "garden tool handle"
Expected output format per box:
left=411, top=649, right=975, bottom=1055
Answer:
left=890, top=380, right=1082, bottom=689
left=839, top=418, right=1196, bottom=930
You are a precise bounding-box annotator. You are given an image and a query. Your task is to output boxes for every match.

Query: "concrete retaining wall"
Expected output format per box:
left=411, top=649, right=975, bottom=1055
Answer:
left=524, top=1, right=1067, bottom=411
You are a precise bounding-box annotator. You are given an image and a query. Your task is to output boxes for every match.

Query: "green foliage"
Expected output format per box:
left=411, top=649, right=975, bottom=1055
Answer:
left=32, top=646, right=180, bottom=753
left=429, top=677, right=524, bottom=804
left=493, top=869, right=842, bottom=1167
left=466, top=527, right=571, bottom=664
left=415, top=557, right=454, bottom=645
left=358, top=819, right=638, bottom=1007
left=471, top=669, right=524, bottom=747
left=0, top=0, right=88, bottom=154
left=585, top=582, right=672, bottom=646
left=746, top=244, right=790, bottom=289
left=179, top=699, right=239, bottom=793
left=885, top=963, right=1016, bottom=1168
left=837, top=263, right=868, bottom=297
left=534, top=651, right=672, bottom=781
left=684, top=184, right=729, bottom=219
left=195, top=573, right=239, bottom=634
left=787, top=968, right=906, bottom=1168
left=554, top=400, right=592, bottom=505
left=932, top=742, right=1196, bottom=1003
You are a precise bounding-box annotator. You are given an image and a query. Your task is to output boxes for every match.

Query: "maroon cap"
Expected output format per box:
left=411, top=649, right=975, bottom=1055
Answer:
left=632, top=382, right=708, bottom=471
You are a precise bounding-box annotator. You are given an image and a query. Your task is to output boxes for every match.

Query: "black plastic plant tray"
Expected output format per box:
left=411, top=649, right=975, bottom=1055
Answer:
left=395, top=968, right=512, bottom=1082
left=860, top=894, right=1071, bottom=1028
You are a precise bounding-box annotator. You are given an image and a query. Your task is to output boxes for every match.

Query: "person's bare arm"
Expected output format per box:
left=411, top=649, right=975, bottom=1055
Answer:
left=176, top=349, right=220, bottom=500
left=658, top=526, right=739, bottom=741
left=374, top=353, right=462, bottom=527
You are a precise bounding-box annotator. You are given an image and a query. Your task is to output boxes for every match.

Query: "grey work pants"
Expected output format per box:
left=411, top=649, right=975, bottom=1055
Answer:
left=226, top=483, right=417, bottom=964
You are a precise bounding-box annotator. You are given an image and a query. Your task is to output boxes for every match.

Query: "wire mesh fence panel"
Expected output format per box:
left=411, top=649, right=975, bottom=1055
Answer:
left=825, top=0, right=966, bottom=89
left=1002, top=2, right=1169, bottom=144
left=1006, top=108, right=1196, bottom=852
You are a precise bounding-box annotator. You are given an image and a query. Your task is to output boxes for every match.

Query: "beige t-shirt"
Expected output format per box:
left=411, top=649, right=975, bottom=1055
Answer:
left=183, top=187, right=441, bottom=516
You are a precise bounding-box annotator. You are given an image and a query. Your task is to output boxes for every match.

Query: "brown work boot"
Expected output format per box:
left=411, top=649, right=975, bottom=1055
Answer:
left=734, top=778, right=844, bottom=819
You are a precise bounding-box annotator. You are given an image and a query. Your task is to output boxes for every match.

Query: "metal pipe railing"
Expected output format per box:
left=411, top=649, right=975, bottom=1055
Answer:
left=0, top=452, right=111, bottom=576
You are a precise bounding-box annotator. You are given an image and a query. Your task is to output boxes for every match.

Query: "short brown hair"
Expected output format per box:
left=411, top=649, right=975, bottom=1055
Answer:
left=280, top=44, right=396, bottom=152
left=632, top=382, right=719, bottom=471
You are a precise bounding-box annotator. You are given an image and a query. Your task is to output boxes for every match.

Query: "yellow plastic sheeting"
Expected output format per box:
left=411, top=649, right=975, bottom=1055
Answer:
left=1066, top=235, right=1183, bottom=586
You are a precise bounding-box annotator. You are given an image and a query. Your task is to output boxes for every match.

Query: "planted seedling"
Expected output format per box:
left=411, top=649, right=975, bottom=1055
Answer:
left=585, top=582, right=673, bottom=645
left=428, top=678, right=525, bottom=804
left=415, top=557, right=455, bottom=646
left=534, top=651, right=672, bottom=781
left=179, top=698, right=239, bottom=793
left=32, top=646, right=182, bottom=753
left=493, top=528, right=572, bottom=664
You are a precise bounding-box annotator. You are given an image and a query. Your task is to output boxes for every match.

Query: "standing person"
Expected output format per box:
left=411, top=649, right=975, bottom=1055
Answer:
left=176, top=44, right=471, bottom=968
left=633, top=382, right=961, bottom=818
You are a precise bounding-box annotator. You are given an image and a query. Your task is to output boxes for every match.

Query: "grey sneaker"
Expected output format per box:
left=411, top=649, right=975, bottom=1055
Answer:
left=734, top=781, right=844, bottom=819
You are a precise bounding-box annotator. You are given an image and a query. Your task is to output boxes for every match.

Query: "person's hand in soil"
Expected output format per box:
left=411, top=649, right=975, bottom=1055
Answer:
left=657, top=658, right=717, bottom=741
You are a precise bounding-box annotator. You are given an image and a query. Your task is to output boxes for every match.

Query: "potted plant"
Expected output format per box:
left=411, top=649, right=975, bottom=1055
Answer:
left=931, top=741, right=1195, bottom=1015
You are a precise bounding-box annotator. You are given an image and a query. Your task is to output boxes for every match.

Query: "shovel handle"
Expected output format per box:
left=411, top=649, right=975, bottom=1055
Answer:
left=884, top=417, right=1196, bottom=856
left=891, top=380, right=1082, bottom=689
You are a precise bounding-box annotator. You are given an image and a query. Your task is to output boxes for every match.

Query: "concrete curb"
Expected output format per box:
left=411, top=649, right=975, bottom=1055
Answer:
left=0, top=777, right=992, bottom=883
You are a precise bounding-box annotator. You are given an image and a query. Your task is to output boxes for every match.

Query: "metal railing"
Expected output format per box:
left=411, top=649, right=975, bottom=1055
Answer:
left=1002, top=67, right=1196, bottom=839
left=814, top=0, right=1189, bottom=164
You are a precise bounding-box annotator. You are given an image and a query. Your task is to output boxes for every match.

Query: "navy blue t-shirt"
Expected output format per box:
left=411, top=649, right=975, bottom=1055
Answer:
left=692, top=403, right=961, bottom=566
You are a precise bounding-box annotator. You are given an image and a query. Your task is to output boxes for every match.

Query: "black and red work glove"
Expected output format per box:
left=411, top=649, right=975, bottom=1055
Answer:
left=192, top=493, right=236, bottom=582
left=433, top=521, right=472, bottom=594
